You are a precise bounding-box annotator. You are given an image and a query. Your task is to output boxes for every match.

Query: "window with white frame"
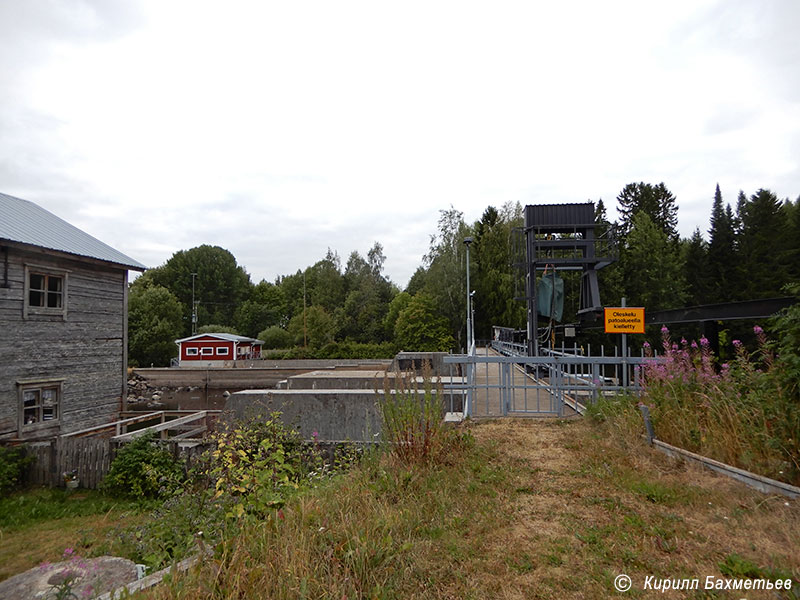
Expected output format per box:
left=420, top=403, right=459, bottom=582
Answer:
left=19, top=381, right=62, bottom=428
left=24, top=266, right=68, bottom=318
left=185, top=347, right=199, bottom=356
left=216, top=347, right=229, bottom=356
left=201, top=347, right=213, bottom=355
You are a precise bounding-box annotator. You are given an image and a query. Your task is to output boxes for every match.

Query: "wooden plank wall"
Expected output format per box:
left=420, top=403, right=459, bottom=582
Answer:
left=21, top=438, right=213, bottom=489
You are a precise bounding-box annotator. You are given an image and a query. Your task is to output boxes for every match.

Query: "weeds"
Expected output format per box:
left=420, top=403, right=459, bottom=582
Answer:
left=591, top=324, right=800, bottom=485
left=639, top=326, right=800, bottom=484
left=379, top=363, right=470, bottom=465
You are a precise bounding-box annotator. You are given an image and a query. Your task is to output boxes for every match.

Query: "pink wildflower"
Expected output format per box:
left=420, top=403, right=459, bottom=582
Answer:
left=691, top=341, right=698, bottom=349
left=643, top=341, right=650, bottom=348
left=63, top=548, right=75, bottom=558
left=753, top=325, right=763, bottom=335
left=700, top=337, right=709, bottom=347
left=732, top=340, right=742, bottom=348
left=661, top=326, right=669, bottom=334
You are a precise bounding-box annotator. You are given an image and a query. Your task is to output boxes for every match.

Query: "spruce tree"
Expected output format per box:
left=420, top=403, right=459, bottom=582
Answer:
left=616, top=182, right=679, bottom=241
left=707, top=184, right=738, bottom=302
left=737, top=189, right=790, bottom=299
left=683, top=228, right=710, bottom=306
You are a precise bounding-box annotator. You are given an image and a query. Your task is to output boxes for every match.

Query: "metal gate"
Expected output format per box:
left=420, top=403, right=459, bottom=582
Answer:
left=443, top=344, right=658, bottom=418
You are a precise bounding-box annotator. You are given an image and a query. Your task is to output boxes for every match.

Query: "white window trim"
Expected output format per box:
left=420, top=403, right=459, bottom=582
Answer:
left=24, top=264, right=69, bottom=320
left=185, top=347, right=199, bottom=356
left=216, top=347, right=229, bottom=356
left=18, top=378, right=64, bottom=432
left=200, top=347, right=214, bottom=356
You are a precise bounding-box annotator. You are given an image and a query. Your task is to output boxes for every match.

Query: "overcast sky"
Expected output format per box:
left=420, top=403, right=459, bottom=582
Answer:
left=1, top=1, right=798, bottom=287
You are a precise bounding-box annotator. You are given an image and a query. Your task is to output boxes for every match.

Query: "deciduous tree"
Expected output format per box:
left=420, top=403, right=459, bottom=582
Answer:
left=128, top=281, right=183, bottom=367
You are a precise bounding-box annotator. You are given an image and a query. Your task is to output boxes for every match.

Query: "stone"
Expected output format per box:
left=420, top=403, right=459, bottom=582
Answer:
left=0, top=556, right=138, bottom=600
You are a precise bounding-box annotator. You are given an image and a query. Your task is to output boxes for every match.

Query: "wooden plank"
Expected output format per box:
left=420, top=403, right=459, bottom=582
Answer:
left=112, top=411, right=208, bottom=442
left=61, top=412, right=164, bottom=437
left=171, top=426, right=207, bottom=440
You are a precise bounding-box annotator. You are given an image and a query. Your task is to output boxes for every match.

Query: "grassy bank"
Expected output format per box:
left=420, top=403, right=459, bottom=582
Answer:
left=145, top=418, right=799, bottom=599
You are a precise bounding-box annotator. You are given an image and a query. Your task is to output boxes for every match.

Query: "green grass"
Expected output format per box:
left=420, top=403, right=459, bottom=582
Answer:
left=0, top=487, right=145, bottom=531
left=4, top=418, right=799, bottom=599
left=0, top=487, right=149, bottom=583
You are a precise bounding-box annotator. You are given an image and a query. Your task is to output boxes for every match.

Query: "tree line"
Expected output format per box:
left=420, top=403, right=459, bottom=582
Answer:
left=128, top=183, right=800, bottom=366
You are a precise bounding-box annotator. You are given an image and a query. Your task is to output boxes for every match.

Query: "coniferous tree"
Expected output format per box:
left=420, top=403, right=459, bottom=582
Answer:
left=707, top=184, right=738, bottom=302
left=682, top=228, right=710, bottom=306
left=782, top=197, right=800, bottom=283
left=620, top=212, right=685, bottom=311
left=737, top=189, right=790, bottom=299
left=616, top=182, right=679, bottom=241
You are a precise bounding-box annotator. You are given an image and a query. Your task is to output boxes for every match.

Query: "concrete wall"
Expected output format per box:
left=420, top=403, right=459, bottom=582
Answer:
left=225, top=390, right=383, bottom=441
left=225, top=387, right=465, bottom=441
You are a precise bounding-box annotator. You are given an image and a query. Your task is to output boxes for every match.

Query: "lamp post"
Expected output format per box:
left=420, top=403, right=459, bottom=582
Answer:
left=463, top=237, right=474, bottom=353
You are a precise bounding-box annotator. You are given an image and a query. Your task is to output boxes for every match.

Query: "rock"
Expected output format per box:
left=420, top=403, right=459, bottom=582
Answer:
left=0, top=556, right=138, bottom=600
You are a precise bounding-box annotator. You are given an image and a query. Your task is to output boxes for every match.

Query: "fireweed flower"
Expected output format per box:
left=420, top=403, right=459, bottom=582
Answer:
left=700, top=337, right=709, bottom=347
left=732, top=340, right=742, bottom=348
left=691, top=341, right=698, bottom=349
left=753, top=325, right=763, bottom=335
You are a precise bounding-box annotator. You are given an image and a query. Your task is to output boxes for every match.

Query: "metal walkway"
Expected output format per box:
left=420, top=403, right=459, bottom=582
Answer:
left=444, top=344, right=659, bottom=418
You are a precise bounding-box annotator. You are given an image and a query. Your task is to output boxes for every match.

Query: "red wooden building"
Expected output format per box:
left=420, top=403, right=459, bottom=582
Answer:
left=175, top=333, right=263, bottom=366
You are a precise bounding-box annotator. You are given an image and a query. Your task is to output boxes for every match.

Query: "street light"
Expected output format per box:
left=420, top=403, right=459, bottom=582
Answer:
left=463, top=237, right=474, bottom=353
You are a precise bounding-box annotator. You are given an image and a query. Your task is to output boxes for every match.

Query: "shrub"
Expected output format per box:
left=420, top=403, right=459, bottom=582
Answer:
left=207, top=414, right=306, bottom=517
left=101, top=433, right=185, bottom=500
left=258, top=325, right=293, bottom=349
left=0, top=446, right=32, bottom=496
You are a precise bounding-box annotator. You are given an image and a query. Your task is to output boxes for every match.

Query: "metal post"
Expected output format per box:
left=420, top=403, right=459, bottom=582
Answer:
left=621, top=297, right=628, bottom=388
left=464, top=237, right=473, bottom=353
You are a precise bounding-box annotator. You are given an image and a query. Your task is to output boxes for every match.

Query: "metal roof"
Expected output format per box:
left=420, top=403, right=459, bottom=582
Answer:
left=0, top=192, right=146, bottom=270
left=175, top=333, right=265, bottom=345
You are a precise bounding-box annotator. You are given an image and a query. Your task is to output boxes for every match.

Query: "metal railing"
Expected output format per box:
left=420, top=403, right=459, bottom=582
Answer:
left=445, top=343, right=662, bottom=418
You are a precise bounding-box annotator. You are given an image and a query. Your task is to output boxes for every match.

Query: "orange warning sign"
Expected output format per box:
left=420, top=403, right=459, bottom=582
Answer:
left=604, top=307, right=645, bottom=334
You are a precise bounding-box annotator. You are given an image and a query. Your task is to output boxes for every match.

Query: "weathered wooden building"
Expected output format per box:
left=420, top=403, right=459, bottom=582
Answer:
left=0, top=192, right=146, bottom=440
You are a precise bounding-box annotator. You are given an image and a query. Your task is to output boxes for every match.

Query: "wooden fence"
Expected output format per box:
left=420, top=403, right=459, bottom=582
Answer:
left=23, top=437, right=214, bottom=489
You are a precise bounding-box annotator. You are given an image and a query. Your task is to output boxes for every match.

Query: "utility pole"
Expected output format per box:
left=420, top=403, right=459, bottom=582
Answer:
left=191, top=272, right=198, bottom=335
left=303, top=270, right=308, bottom=348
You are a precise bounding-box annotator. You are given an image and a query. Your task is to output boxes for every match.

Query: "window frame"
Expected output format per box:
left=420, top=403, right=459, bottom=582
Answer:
left=200, top=347, right=214, bottom=356
left=18, top=379, right=63, bottom=432
left=24, top=264, right=68, bottom=319
left=215, top=347, right=229, bottom=356
left=185, top=347, right=199, bottom=356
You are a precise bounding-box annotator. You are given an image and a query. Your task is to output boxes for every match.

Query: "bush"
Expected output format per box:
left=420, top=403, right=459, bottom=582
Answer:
left=101, top=433, right=185, bottom=500
left=207, top=414, right=306, bottom=517
left=0, top=446, right=32, bottom=496
left=258, top=325, right=293, bottom=349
